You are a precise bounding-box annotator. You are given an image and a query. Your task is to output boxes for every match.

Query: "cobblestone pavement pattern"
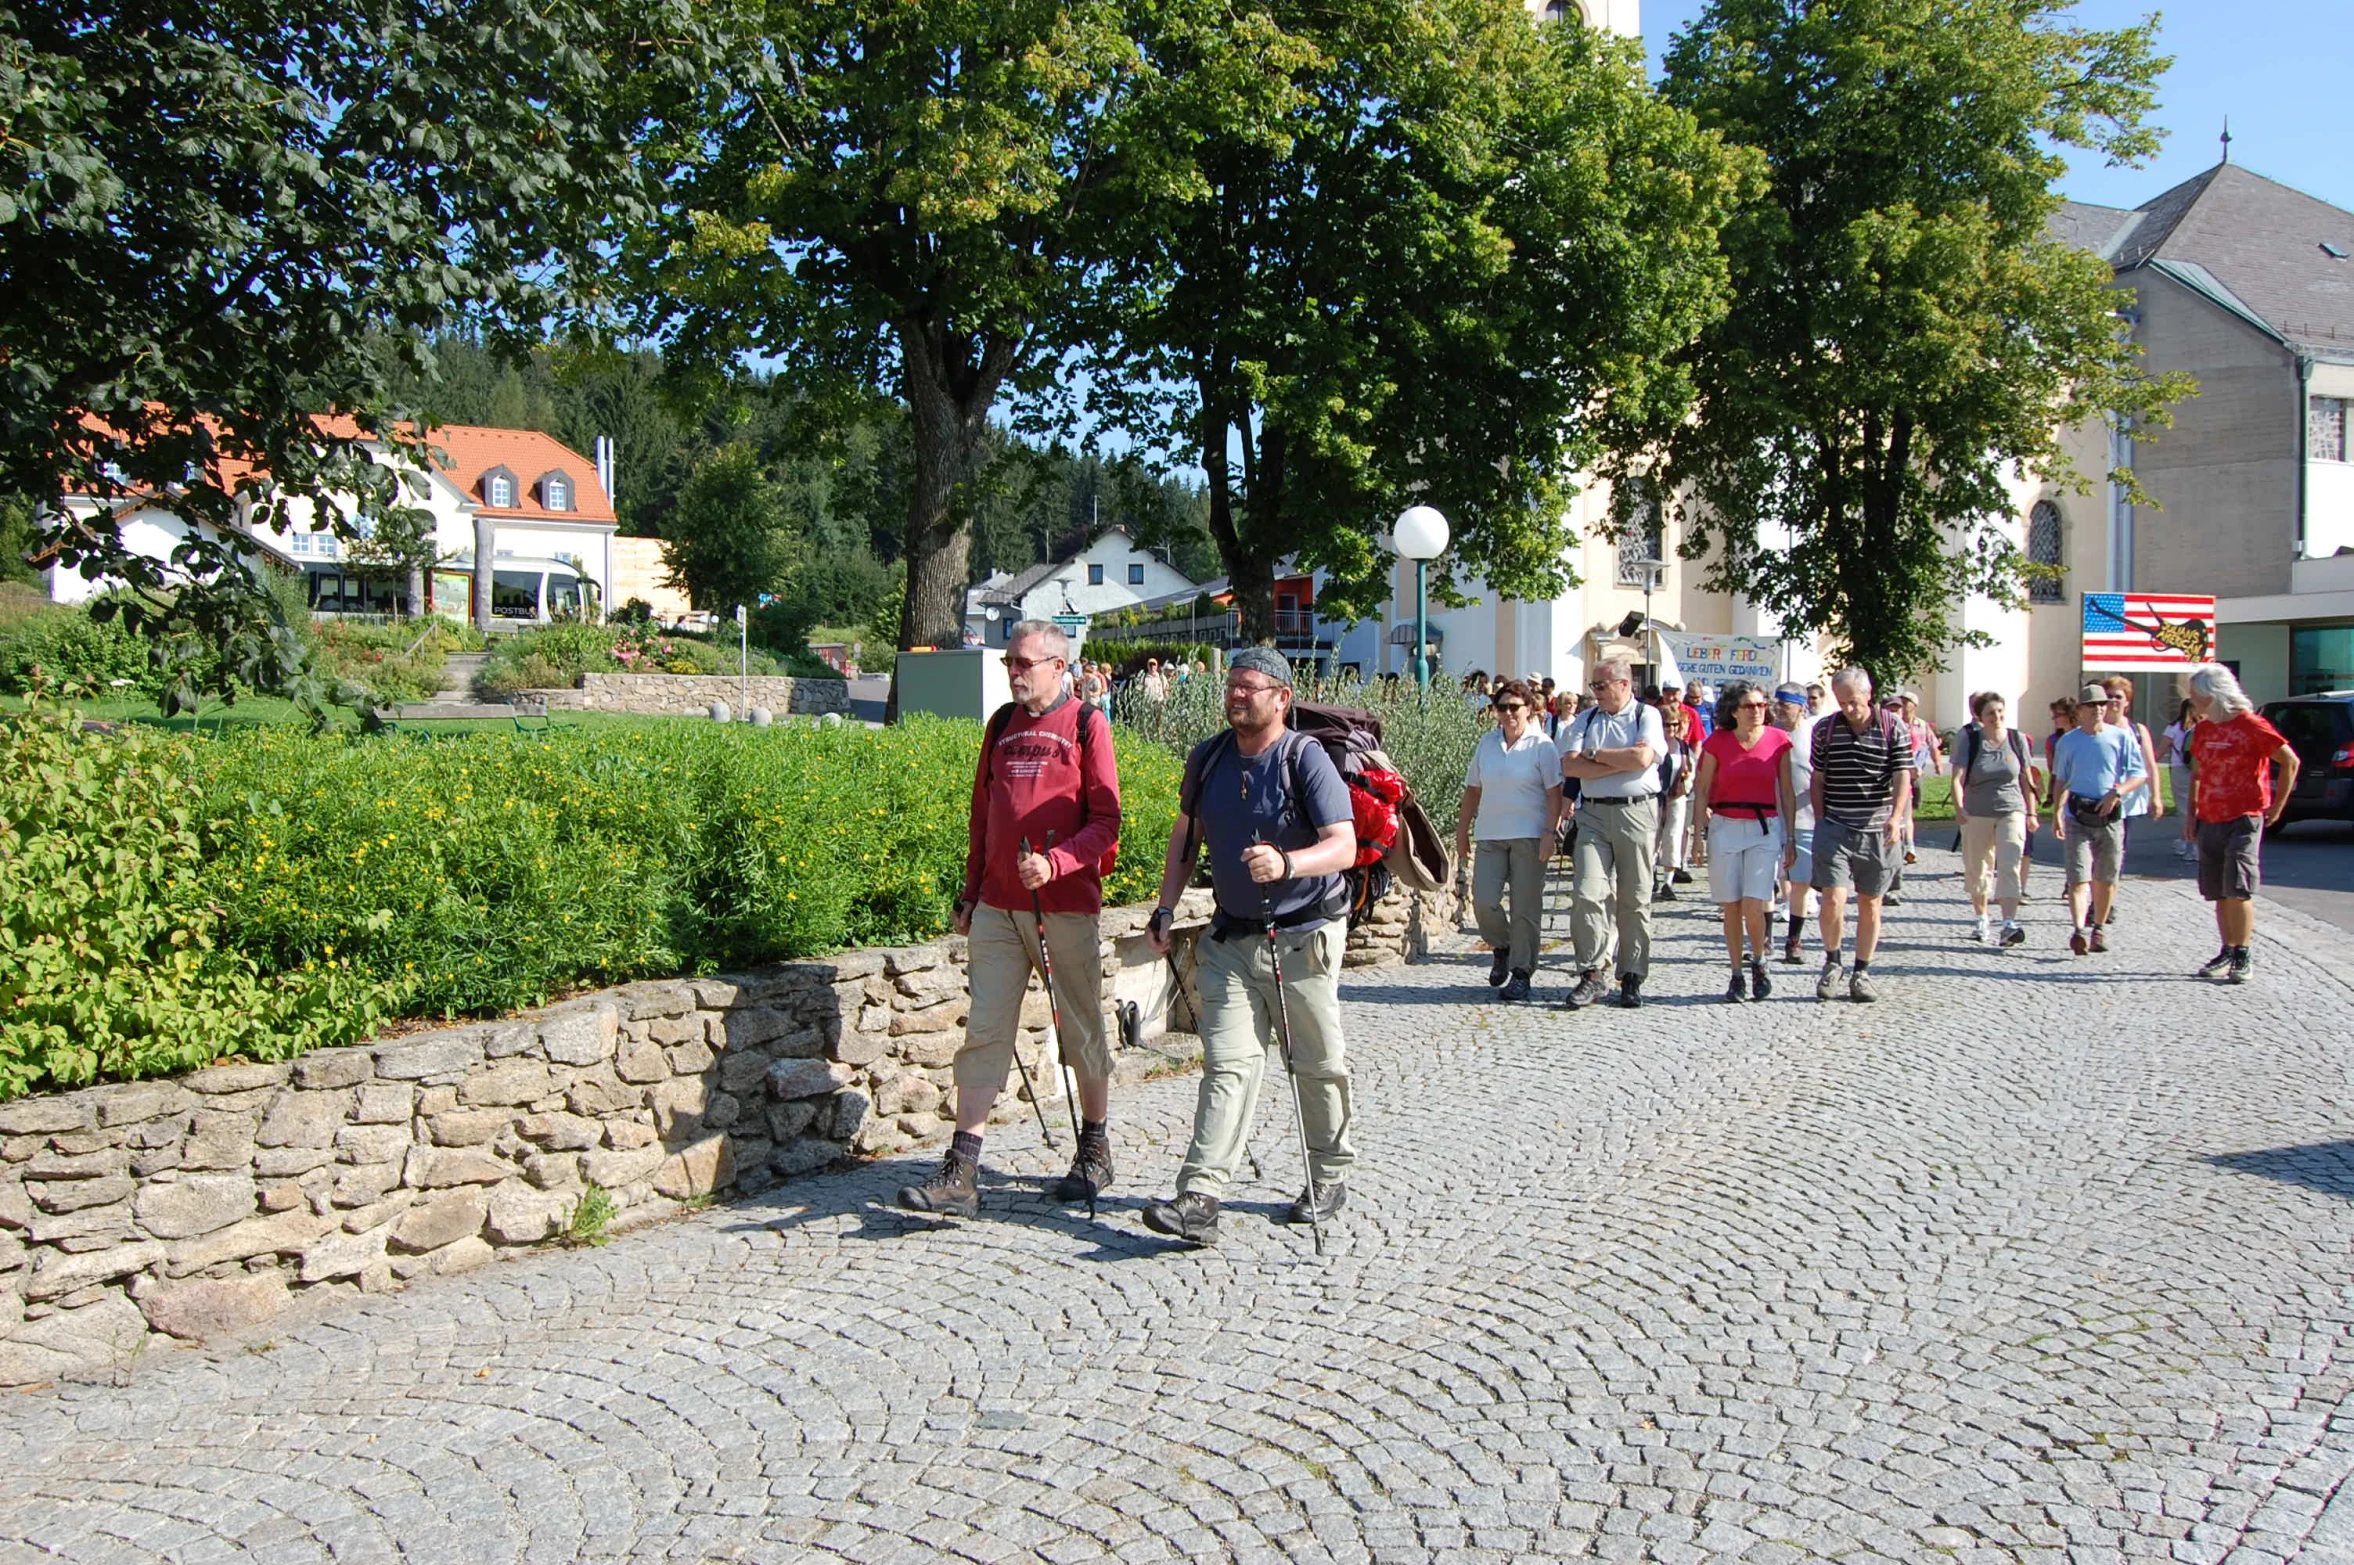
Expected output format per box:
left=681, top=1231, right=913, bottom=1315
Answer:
left=6, top=849, right=2354, bottom=1565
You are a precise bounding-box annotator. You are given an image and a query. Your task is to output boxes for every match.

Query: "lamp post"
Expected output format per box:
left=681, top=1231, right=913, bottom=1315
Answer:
left=1393, top=504, right=1449, bottom=690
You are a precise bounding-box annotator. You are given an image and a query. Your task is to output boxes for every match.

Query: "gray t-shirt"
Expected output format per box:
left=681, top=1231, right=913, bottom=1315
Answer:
left=1187, top=730, right=1355, bottom=929
left=1955, top=724, right=2031, bottom=817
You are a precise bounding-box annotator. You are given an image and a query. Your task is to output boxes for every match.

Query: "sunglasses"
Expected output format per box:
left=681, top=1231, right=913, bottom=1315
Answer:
left=1737, top=701, right=1769, bottom=711
left=1494, top=702, right=1528, bottom=714
left=1002, top=655, right=1062, bottom=673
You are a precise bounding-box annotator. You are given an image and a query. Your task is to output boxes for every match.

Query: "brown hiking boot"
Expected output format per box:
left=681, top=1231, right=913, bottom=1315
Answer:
left=1052, top=1128, right=1115, bottom=1204
left=897, top=1145, right=980, bottom=1218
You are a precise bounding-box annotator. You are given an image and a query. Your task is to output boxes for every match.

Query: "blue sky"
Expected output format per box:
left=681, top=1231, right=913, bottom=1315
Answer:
left=1641, top=0, right=2354, bottom=214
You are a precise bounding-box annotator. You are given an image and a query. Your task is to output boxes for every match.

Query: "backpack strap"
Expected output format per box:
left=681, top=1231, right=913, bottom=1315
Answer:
left=1959, top=721, right=1981, bottom=780
left=1177, top=729, right=1238, bottom=868
left=981, top=702, right=1018, bottom=788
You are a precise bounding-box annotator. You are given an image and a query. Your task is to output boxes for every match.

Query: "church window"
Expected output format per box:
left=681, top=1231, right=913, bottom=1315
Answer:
left=2027, top=501, right=2065, bottom=603
left=2311, top=396, right=2348, bottom=463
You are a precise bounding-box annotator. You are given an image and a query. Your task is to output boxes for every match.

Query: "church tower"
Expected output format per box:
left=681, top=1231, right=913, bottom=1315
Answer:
left=1526, top=0, right=1640, bottom=39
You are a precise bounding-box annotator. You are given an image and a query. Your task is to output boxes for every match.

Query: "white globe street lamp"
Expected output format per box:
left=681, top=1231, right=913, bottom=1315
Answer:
left=1393, top=505, right=1450, bottom=689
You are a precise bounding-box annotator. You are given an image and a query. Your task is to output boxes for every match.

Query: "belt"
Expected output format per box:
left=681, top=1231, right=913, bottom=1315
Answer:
left=1580, top=792, right=1657, bottom=804
left=1714, top=802, right=1777, bottom=820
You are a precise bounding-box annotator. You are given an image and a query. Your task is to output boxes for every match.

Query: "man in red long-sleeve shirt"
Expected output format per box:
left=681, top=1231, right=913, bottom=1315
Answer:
left=898, top=621, right=1123, bottom=1220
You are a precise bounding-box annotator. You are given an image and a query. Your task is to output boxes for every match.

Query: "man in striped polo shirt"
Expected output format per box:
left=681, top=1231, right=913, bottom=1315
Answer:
left=1808, top=667, right=1913, bottom=1003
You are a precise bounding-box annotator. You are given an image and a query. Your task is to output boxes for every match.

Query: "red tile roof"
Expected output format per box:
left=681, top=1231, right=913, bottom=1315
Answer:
left=61, top=414, right=612, bottom=525
left=423, top=424, right=614, bottom=524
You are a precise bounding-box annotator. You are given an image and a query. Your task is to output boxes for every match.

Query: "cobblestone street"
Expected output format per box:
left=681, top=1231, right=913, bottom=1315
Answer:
left=5, top=848, right=2354, bottom=1565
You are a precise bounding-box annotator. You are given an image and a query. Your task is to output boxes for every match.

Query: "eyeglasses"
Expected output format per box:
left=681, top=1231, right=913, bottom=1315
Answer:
left=1494, top=702, right=1528, bottom=714
left=1002, top=655, right=1062, bottom=673
left=1226, top=680, right=1281, bottom=697
left=1737, top=701, right=1769, bottom=712
left=1589, top=679, right=1620, bottom=691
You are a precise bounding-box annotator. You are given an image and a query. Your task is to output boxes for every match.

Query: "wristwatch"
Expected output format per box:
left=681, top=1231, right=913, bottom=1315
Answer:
left=1148, top=906, right=1173, bottom=935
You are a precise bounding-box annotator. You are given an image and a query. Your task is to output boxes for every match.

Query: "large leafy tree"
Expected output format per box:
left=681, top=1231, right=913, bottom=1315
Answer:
left=0, top=0, right=712, bottom=709
left=1654, top=0, right=2193, bottom=678
left=663, top=444, right=802, bottom=611
left=1091, top=0, right=1755, bottom=640
left=630, top=0, right=1298, bottom=659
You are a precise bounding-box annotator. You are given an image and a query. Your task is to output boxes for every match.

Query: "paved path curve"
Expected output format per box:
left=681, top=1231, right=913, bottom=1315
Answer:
left=6, top=851, right=2354, bottom=1565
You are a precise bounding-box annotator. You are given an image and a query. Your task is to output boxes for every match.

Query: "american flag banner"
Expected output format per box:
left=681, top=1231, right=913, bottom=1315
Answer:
left=2080, top=592, right=2217, bottom=670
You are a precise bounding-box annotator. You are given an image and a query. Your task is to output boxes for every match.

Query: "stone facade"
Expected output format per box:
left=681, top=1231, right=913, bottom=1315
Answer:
left=517, top=673, right=851, bottom=717
left=0, top=880, right=1444, bottom=1386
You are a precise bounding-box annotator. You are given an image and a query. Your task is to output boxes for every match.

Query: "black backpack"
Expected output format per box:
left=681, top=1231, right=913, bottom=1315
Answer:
left=1179, top=703, right=1395, bottom=930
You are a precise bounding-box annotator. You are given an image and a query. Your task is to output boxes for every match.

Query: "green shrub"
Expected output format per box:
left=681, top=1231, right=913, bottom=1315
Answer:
left=193, top=715, right=1180, bottom=1019
left=310, top=618, right=462, bottom=705
left=0, top=600, right=157, bottom=697
left=475, top=621, right=790, bottom=697
left=0, top=704, right=391, bottom=1098
left=1118, top=669, right=1484, bottom=835
left=0, top=706, right=1180, bottom=1098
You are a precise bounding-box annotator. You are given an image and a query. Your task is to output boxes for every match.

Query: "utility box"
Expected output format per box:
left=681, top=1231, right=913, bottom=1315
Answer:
left=894, top=648, right=1011, bottom=723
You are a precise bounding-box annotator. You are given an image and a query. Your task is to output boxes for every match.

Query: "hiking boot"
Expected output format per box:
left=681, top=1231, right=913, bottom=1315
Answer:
left=1884, top=892, right=1904, bottom=908
left=1781, top=931, right=1804, bottom=965
left=1500, top=970, right=1532, bottom=1003
left=1723, top=971, right=1747, bottom=1005
left=1486, top=950, right=1510, bottom=987
left=1816, top=961, right=1842, bottom=1002
left=1904, top=849, right=1918, bottom=865
left=1285, top=1181, right=1347, bottom=1225
left=2000, top=922, right=2026, bottom=948
left=1141, top=1191, right=1220, bottom=1245
left=2227, top=949, right=2252, bottom=985
left=897, top=1146, right=980, bottom=1218
left=2070, top=927, right=2090, bottom=956
left=1653, top=883, right=1679, bottom=903
left=1617, top=974, right=1644, bottom=1009
left=2088, top=925, right=2110, bottom=954
left=2197, top=947, right=2233, bottom=978
left=1563, top=969, right=1606, bottom=1010
left=1671, top=868, right=1694, bottom=885
left=1748, top=961, right=1773, bottom=1001
left=1052, top=1128, right=1114, bottom=1205
left=1847, top=968, right=1879, bottom=1003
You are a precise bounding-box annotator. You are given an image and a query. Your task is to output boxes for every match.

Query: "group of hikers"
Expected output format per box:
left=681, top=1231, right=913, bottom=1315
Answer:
left=895, top=618, right=2300, bottom=1245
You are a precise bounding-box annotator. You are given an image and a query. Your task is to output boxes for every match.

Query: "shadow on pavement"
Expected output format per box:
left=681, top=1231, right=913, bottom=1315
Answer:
left=2207, top=1142, right=2354, bottom=1199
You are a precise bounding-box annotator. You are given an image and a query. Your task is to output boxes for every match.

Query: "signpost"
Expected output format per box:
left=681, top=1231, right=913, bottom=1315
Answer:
left=1052, top=612, right=1089, bottom=658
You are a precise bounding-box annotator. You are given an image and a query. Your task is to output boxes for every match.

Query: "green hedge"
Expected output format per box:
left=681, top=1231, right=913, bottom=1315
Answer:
left=475, top=621, right=790, bottom=699
left=0, top=707, right=1181, bottom=1097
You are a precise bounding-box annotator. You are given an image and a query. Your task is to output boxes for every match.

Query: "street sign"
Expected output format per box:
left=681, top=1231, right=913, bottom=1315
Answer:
left=1051, top=614, right=1088, bottom=631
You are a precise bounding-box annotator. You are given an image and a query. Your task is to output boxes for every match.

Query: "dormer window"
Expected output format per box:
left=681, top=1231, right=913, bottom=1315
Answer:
left=537, top=471, right=573, bottom=512
left=481, top=465, right=519, bottom=508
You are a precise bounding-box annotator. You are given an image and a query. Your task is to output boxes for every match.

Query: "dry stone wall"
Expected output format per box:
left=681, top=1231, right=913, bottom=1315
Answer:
left=518, top=673, right=850, bottom=717
left=0, top=882, right=1439, bottom=1387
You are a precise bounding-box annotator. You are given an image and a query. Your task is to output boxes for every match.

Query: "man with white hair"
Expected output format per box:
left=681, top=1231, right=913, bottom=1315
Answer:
left=2183, top=663, right=2300, bottom=983
left=899, top=620, right=1122, bottom=1220
left=1558, top=657, right=1665, bottom=1009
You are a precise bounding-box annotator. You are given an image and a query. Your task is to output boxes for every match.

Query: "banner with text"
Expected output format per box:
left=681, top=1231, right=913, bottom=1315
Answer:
left=1654, top=632, right=1782, bottom=685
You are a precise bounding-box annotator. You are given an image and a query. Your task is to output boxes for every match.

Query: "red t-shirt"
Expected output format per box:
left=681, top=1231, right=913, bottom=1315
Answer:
left=2188, top=712, right=2288, bottom=823
left=1703, top=725, right=1792, bottom=810
left=963, top=697, right=1123, bottom=913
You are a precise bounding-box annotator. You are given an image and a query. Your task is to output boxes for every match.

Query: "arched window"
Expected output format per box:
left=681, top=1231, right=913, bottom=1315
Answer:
left=2027, top=500, right=2064, bottom=603
left=1542, top=0, right=1585, bottom=23
left=482, top=467, right=517, bottom=508
left=538, top=471, right=573, bottom=511
left=1616, top=482, right=1664, bottom=587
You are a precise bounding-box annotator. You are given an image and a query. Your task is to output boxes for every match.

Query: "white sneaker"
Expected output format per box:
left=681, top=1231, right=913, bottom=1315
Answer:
left=1971, top=915, right=1989, bottom=943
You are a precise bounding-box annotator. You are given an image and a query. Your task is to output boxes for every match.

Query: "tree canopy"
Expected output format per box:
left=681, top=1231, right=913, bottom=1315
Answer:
left=0, top=0, right=712, bottom=709
left=630, top=0, right=1295, bottom=655
left=1079, top=0, right=1754, bottom=641
left=1653, top=0, right=2193, bottom=678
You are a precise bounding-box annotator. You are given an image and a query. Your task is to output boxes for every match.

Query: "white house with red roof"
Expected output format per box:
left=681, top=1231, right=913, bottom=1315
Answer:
left=41, top=422, right=618, bottom=625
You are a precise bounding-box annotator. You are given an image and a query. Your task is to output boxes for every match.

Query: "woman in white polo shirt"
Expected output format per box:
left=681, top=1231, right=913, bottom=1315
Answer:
left=1455, top=679, right=1565, bottom=1003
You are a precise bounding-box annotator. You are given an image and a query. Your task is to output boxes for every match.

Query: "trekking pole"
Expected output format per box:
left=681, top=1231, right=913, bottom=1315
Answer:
left=1020, top=834, right=1088, bottom=1197
left=1252, top=831, right=1324, bottom=1257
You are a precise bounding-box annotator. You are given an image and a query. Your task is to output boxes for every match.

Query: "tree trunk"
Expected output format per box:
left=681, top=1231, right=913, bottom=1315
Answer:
left=894, top=317, right=1015, bottom=652
left=1197, top=391, right=1283, bottom=645
left=406, top=560, right=426, bottom=621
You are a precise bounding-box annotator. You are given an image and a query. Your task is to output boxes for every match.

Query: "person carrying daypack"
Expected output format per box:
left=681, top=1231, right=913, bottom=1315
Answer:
left=1140, top=647, right=1358, bottom=1247
left=896, top=620, right=1121, bottom=1222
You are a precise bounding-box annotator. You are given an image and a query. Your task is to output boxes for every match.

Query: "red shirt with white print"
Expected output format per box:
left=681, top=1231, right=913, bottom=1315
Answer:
left=963, top=695, right=1123, bottom=914
left=2188, top=712, right=2288, bottom=824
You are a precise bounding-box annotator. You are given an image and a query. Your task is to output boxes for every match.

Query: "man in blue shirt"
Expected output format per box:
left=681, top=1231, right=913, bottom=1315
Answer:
left=1142, top=648, right=1359, bottom=1245
left=2050, top=683, right=2148, bottom=953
